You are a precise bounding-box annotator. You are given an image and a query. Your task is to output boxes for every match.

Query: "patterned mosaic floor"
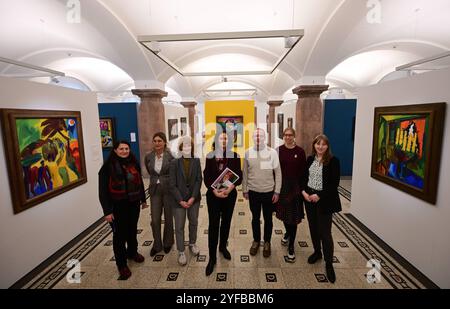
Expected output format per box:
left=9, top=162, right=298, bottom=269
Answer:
left=21, top=178, right=429, bottom=289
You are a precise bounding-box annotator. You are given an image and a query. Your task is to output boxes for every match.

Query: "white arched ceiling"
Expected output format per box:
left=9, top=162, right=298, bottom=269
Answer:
left=305, top=0, right=450, bottom=79
left=0, top=0, right=154, bottom=90
left=47, top=57, right=134, bottom=92
left=2, top=0, right=449, bottom=98
left=157, top=44, right=294, bottom=82
left=327, top=50, right=421, bottom=88
left=99, top=0, right=342, bottom=97
left=165, top=69, right=295, bottom=100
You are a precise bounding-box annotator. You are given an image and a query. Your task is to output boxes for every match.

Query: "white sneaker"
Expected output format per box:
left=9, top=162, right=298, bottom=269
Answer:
left=189, top=244, right=200, bottom=256
left=281, top=233, right=289, bottom=246
left=178, top=252, right=187, bottom=266
left=286, top=253, right=296, bottom=263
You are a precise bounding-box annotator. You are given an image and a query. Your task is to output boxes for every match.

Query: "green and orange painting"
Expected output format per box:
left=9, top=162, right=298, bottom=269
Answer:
left=16, top=117, right=83, bottom=199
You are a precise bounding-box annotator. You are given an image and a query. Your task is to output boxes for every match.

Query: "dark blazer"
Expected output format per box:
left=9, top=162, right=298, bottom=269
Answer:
left=302, top=155, right=342, bottom=214
left=203, top=151, right=242, bottom=192
left=169, top=157, right=202, bottom=206
left=144, top=149, right=174, bottom=196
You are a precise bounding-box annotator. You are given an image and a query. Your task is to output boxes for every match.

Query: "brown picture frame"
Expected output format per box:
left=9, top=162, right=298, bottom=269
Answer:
left=370, top=103, right=446, bottom=204
left=0, top=108, right=88, bottom=214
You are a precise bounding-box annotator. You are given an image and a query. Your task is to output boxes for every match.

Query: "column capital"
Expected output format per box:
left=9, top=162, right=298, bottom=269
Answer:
left=292, top=85, right=329, bottom=98
left=131, top=89, right=168, bottom=99
left=180, top=101, right=197, bottom=108
left=267, top=100, right=283, bottom=107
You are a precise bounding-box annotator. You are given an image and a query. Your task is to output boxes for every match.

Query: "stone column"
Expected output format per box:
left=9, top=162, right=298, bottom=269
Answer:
left=180, top=101, right=197, bottom=138
left=267, top=100, right=283, bottom=147
left=292, top=85, right=329, bottom=155
left=131, top=89, right=167, bottom=175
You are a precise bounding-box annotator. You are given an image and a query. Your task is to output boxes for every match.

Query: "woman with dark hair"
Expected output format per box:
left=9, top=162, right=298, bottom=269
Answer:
left=275, top=127, right=306, bottom=263
left=144, top=132, right=175, bottom=257
left=169, top=136, right=202, bottom=266
left=99, top=140, right=148, bottom=280
left=203, top=131, right=242, bottom=276
left=302, top=134, right=341, bottom=283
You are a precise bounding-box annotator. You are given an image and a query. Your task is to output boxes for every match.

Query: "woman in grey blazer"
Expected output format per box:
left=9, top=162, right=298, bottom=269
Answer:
left=169, top=136, right=202, bottom=266
left=144, top=132, right=175, bottom=256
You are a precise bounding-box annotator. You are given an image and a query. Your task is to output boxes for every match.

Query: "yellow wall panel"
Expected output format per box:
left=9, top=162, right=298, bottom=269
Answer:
left=204, top=100, right=255, bottom=157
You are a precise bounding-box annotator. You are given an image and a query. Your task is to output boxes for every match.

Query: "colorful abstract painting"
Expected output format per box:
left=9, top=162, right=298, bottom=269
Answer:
left=371, top=103, right=446, bottom=204
left=216, top=115, right=244, bottom=147
left=1, top=109, right=87, bottom=214
left=374, top=114, right=428, bottom=189
left=99, top=117, right=114, bottom=148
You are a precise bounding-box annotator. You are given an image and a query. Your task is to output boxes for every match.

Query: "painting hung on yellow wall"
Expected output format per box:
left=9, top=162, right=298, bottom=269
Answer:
left=0, top=109, right=87, bottom=214
left=216, top=115, right=243, bottom=147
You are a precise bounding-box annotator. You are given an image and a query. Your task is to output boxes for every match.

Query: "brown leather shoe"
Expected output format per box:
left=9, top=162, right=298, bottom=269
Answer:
left=249, top=241, right=259, bottom=256
left=263, top=242, right=271, bottom=257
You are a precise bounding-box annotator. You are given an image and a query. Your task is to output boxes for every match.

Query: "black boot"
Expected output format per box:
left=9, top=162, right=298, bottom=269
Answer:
left=205, top=258, right=216, bottom=276
left=326, top=262, right=336, bottom=283
left=307, top=251, right=322, bottom=264
left=219, top=247, right=231, bottom=260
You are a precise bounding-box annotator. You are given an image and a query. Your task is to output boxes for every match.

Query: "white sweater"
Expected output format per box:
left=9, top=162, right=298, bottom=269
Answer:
left=242, top=145, right=282, bottom=194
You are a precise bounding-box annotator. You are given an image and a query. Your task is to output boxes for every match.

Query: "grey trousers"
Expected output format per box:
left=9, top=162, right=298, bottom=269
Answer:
left=173, top=201, right=200, bottom=252
left=150, top=185, right=174, bottom=251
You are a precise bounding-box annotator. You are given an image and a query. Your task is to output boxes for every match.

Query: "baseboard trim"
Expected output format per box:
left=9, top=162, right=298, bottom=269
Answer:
left=344, top=213, right=440, bottom=289
left=9, top=217, right=105, bottom=289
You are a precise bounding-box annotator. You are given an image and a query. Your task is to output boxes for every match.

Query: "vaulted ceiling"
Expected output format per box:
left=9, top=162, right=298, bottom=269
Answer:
left=1, top=0, right=449, bottom=101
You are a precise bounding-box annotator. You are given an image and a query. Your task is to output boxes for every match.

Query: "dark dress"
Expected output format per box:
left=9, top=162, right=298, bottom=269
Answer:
left=275, top=145, right=306, bottom=225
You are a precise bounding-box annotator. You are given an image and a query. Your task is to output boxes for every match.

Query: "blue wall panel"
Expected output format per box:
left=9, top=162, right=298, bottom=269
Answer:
left=98, top=103, right=140, bottom=163
left=323, top=99, right=357, bottom=176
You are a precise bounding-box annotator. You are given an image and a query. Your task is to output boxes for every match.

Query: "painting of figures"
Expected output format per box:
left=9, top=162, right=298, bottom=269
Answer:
left=1, top=109, right=87, bottom=214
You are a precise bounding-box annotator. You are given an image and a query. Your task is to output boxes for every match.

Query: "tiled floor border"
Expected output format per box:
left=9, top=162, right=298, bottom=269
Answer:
left=13, top=186, right=438, bottom=289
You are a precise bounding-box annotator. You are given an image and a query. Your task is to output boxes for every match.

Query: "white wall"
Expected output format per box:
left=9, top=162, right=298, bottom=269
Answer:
left=274, top=100, right=296, bottom=148
left=0, top=77, right=103, bottom=288
left=351, top=68, right=450, bottom=288
left=164, top=103, right=189, bottom=155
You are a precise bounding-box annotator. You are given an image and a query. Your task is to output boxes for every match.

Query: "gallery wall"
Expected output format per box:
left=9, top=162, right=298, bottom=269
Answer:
left=0, top=77, right=103, bottom=288
left=324, top=99, right=357, bottom=176
left=164, top=103, right=189, bottom=155
left=204, top=100, right=255, bottom=158
left=351, top=68, right=450, bottom=288
left=98, top=102, right=140, bottom=162
left=275, top=100, right=296, bottom=148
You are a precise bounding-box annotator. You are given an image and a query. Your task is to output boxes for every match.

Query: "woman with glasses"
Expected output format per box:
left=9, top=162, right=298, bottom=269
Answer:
left=275, top=128, right=306, bottom=263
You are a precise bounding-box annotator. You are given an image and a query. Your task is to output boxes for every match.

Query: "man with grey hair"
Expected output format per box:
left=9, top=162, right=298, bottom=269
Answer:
left=242, top=128, right=281, bottom=257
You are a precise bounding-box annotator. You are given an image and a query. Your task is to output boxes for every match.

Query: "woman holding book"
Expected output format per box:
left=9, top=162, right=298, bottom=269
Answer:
left=203, top=131, right=242, bottom=276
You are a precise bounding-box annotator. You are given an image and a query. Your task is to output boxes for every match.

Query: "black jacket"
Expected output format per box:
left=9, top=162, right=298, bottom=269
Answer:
left=302, top=155, right=342, bottom=214
left=203, top=151, right=242, bottom=191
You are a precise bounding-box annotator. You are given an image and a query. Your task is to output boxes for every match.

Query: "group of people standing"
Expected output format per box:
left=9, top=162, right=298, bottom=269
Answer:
left=98, top=127, right=341, bottom=284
